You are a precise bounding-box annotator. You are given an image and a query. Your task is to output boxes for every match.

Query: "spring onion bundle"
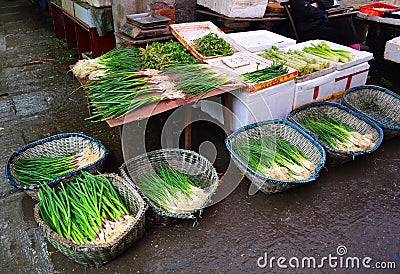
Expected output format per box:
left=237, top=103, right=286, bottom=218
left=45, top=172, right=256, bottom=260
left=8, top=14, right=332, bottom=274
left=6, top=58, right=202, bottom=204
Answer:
left=233, top=136, right=315, bottom=181
left=241, top=62, right=289, bottom=84
left=13, top=146, right=100, bottom=186
left=192, top=33, right=234, bottom=57
left=136, top=164, right=208, bottom=214
left=302, top=41, right=354, bottom=63
left=72, top=48, right=143, bottom=79
left=38, top=172, right=133, bottom=245
left=260, top=46, right=330, bottom=76
left=165, top=64, right=240, bottom=97
left=299, top=116, right=376, bottom=151
left=140, top=40, right=198, bottom=70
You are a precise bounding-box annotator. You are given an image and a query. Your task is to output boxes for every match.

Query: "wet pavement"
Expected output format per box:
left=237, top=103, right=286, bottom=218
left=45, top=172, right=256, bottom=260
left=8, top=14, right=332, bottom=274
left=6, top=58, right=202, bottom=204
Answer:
left=1, top=1, right=399, bottom=273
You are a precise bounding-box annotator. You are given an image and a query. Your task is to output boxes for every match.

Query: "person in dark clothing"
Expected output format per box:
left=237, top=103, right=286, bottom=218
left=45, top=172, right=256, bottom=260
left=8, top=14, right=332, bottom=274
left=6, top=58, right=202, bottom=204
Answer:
left=289, top=0, right=360, bottom=50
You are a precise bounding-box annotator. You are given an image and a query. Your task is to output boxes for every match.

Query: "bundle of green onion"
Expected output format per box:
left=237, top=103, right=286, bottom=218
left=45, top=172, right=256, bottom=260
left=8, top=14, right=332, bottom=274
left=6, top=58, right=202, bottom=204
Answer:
left=302, top=41, right=354, bottom=63
left=72, top=47, right=143, bottom=79
left=13, top=146, right=100, bottom=186
left=135, top=164, right=208, bottom=214
left=241, top=63, right=289, bottom=84
left=38, top=171, right=133, bottom=245
left=233, top=136, right=315, bottom=181
left=298, top=116, right=375, bottom=151
left=260, top=46, right=330, bottom=76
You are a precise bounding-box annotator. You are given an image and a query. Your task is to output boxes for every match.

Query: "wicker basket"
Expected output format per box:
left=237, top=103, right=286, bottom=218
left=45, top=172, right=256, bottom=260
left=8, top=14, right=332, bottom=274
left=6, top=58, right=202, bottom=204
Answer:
left=287, top=102, right=384, bottom=166
left=341, top=85, right=400, bottom=139
left=225, top=119, right=326, bottom=194
left=119, top=149, right=219, bottom=224
left=5, top=132, right=109, bottom=198
left=34, top=173, right=147, bottom=268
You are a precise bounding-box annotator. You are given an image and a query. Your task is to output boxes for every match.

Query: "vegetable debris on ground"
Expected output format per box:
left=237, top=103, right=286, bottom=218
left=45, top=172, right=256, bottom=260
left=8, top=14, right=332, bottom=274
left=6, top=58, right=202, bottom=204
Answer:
left=72, top=47, right=142, bottom=80
left=38, top=171, right=134, bottom=245
left=233, top=136, right=316, bottom=181
left=260, top=46, right=330, bottom=76
left=241, top=62, right=289, bottom=84
left=298, top=116, right=376, bottom=151
left=13, top=146, right=100, bottom=186
left=135, top=164, right=208, bottom=214
left=302, top=41, right=354, bottom=63
left=192, top=33, right=234, bottom=57
left=140, top=40, right=198, bottom=70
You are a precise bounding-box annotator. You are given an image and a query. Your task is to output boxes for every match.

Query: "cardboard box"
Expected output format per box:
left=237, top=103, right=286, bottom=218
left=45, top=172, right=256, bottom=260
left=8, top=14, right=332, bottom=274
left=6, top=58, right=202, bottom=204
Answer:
left=332, top=62, right=370, bottom=99
left=74, top=1, right=95, bottom=27
left=62, top=0, right=75, bottom=16
left=293, top=72, right=335, bottom=109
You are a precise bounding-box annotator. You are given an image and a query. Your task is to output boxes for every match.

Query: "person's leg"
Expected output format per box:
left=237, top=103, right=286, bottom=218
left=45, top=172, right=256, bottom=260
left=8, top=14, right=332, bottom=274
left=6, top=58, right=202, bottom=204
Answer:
left=299, top=24, right=342, bottom=44
left=325, top=16, right=359, bottom=46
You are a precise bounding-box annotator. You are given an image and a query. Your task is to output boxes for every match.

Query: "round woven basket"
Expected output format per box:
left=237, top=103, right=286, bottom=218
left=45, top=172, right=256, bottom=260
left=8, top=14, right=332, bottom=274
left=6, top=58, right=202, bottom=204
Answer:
left=5, top=132, right=108, bottom=199
left=225, top=119, right=326, bottom=194
left=119, top=149, right=219, bottom=225
left=34, top=173, right=147, bottom=268
left=341, top=85, right=400, bottom=139
left=288, top=102, right=384, bottom=166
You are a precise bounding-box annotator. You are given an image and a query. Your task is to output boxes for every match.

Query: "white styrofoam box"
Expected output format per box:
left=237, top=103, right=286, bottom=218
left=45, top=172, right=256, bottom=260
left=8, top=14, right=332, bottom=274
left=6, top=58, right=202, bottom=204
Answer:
left=286, top=40, right=373, bottom=70
left=227, top=30, right=296, bottom=52
left=62, top=0, right=75, bottom=16
left=384, top=36, right=400, bottom=63
left=74, top=2, right=95, bottom=27
left=293, top=72, right=335, bottom=109
left=332, top=62, right=370, bottom=99
left=196, top=0, right=267, bottom=18
left=230, top=80, right=295, bottom=131
left=200, top=96, right=225, bottom=124
left=81, top=0, right=111, bottom=7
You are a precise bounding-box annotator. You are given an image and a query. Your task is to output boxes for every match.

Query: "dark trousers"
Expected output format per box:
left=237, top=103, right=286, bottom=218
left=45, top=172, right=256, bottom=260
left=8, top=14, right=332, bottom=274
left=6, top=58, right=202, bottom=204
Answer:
left=299, top=16, right=359, bottom=46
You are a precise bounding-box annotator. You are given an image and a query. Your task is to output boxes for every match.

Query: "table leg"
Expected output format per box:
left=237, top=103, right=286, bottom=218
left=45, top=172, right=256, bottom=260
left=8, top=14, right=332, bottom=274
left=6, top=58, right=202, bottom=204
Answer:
left=184, top=104, right=192, bottom=149
left=221, top=93, right=231, bottom=135
left=62, top=14, right=77, bottom=49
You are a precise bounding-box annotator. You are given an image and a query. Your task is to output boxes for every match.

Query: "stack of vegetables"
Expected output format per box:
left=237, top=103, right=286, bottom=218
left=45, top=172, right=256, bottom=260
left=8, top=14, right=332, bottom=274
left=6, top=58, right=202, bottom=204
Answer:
left=135, top=164, right=208, bottom=214
left=13, top=146, right=100, bottom=187
left=233, top=136, right=316, bottom=181
left=38, top=171, right=134, bottom=245
left=240, top=62, right=289, bottom=84
left=259, top=46, right=330, bottom=76
left=298, top=115, right=376, bottom=151
left=192, top=33, right=234, bottom=57
left=302, top=41, right=354, bottom=63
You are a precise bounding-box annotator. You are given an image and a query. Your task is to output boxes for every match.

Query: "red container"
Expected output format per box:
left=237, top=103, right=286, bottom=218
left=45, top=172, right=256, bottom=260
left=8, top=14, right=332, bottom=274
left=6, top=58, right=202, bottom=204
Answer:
left=360, top=2, right=399, bottom=17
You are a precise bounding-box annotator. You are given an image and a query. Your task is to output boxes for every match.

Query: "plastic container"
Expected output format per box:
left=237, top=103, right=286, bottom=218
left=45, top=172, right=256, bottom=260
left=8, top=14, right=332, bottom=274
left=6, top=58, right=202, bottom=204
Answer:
left=360, top=2, right=399, bottom=17
left=197, top=0, right=268, bottom=18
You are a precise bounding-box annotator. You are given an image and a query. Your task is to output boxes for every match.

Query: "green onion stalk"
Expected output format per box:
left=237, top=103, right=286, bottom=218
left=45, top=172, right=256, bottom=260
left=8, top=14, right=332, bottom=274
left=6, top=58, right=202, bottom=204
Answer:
left=135, top=164, right=208, bottom=214
left=298, top=115, right=375, bottom=151
left=72, top=47, right=143, bottom=79
left=241, top=62, right=289, bottom=84
left=302, top=41, right=354, bottom=63
left=38, top=171, right=133, bottom=245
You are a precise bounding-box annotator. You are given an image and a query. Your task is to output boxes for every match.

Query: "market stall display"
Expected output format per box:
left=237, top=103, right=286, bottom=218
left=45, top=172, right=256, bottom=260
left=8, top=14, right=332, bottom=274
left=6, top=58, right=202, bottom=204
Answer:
left=34, top=173, right=147, bottom=267
left=341, top=85, right=400, bottom=139
left=288, top=102, right=384, bottom=166
left=120, top=149, right=219, bottom=224
left=5, top=133, right=108, bottom=198
left=225, top=119, right=326, bottom=194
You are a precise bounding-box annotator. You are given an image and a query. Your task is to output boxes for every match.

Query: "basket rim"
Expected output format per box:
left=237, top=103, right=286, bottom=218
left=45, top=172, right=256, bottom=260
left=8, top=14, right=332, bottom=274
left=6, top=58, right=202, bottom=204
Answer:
left=5, top=132, right=109, bottom=190
left=341, top=84, right=400, bottom=131
left=119, top=148, right=219, bottom=219
left=287, top=101, right=384, bottom=156
left=34, top=173, right=147, bottom=250
left=225, top=119, right=327, bottom=186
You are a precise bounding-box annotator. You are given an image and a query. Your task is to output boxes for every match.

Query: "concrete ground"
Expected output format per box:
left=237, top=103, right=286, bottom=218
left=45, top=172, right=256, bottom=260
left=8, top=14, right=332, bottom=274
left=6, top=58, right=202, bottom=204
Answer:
left=0, top=1, right=399, bottom=273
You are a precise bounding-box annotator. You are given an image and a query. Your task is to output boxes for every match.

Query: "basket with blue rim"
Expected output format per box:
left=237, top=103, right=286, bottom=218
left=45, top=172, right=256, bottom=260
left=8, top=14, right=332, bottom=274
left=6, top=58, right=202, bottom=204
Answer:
left=341, top=85, right=400, bottom=139
left=225, top=119, right=326, bottom=194
left=120, top=148, right=219, bottom=225
left=288, top=101, right=384, bottom=166
left=5, top=132, right=108, bottom=198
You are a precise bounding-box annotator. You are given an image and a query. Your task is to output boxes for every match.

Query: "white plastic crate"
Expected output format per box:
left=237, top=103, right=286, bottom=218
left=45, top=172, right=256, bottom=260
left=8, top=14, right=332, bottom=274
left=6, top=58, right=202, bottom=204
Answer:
left=293, top=72, right=335, bottom=110
left=332, top=62, right=370, bottom=100
left=74, top=2, right=95, bottom=27
left=227, top=30, right=296, bottom=52
left=197, top=0, right=268, bottom=18
left=230, top=80, right=295, bottom=131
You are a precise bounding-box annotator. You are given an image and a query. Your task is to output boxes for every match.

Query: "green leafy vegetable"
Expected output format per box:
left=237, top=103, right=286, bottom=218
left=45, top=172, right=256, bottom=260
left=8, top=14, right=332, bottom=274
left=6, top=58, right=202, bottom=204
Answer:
left=192, top=33, right=234, bottom=57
